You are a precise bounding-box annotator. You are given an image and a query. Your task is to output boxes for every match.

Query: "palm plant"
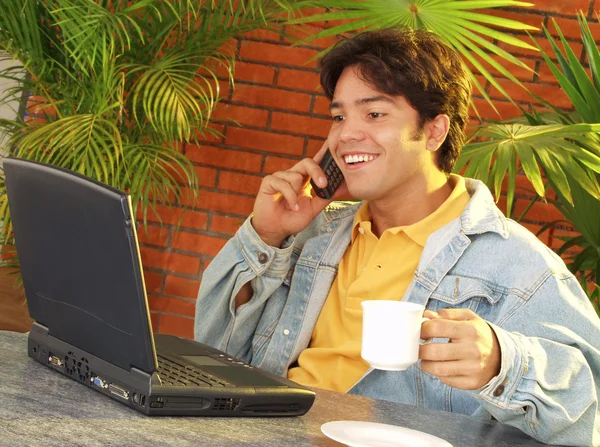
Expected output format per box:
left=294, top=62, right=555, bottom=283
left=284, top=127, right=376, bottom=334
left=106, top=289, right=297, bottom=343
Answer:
left=0, top=0, right=317, bottom=265
left=289, top=0, right=539, bottom=115
left=456, top=13, right=600, bottom=313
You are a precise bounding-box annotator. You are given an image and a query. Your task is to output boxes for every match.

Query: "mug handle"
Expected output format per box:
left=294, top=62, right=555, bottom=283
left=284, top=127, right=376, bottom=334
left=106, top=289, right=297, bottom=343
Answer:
left=419, top=317, right=433, bottom=345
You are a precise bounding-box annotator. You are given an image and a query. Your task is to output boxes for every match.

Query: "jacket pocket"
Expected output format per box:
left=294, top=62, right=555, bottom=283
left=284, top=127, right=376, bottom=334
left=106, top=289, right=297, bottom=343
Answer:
left=428, top=275, right=505, bottom=320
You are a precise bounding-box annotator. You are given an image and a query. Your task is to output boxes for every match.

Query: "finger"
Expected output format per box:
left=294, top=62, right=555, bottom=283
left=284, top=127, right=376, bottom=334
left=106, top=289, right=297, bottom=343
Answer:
left=423, top=310, right=440, bottom=320
left=421, top=318, right=476, bottom=341
left=419, top=339, right=475, bottom=362
left=283, top=157, right=328, bottom=190
left=261, top=175, right=301, bottom=211
left=420, top=359, right=475, bottom=378
left=439, top=375, right=485, bottom=391
left=436, top=308, right=478, bottom=321
left=271, top=170, right=306, bottom=194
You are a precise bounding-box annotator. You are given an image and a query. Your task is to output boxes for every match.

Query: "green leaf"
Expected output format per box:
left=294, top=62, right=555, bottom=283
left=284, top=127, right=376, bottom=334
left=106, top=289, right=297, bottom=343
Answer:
left=291, top=0, right=537, bottom=107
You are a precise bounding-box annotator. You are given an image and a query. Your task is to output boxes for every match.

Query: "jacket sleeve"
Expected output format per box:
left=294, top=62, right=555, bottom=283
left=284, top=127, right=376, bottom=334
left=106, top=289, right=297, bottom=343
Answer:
left=194, top=216, right=295, bottom=361
left=473, top=271, right=600, bottom=446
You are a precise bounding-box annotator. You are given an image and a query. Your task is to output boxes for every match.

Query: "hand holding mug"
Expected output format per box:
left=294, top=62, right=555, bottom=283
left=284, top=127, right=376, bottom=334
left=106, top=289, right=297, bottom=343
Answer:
left=419, top=308, right=501, bottom=390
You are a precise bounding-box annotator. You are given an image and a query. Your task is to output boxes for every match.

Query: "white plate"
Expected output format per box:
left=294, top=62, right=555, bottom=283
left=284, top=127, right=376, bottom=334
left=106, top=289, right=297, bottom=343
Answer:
left=321, top=420, right=453, bottom=447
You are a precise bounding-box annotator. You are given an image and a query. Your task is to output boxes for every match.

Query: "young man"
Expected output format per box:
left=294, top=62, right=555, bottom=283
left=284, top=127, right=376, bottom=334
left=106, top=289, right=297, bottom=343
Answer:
left=195, top=28, right=600, bottom=445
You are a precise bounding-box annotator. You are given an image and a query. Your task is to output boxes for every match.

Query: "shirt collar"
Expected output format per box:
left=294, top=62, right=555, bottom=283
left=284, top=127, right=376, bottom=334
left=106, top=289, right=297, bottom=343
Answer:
left=351, top=175, right=471, bottom=246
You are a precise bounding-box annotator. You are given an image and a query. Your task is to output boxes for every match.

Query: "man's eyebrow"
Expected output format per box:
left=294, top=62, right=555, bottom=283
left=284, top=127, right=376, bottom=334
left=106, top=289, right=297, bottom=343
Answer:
left=329, top=95, right=396, bottom=111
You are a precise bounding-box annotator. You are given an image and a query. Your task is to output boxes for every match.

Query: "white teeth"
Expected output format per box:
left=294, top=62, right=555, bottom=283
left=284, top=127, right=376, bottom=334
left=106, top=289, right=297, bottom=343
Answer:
left=344, top=154, right=377, bottom=164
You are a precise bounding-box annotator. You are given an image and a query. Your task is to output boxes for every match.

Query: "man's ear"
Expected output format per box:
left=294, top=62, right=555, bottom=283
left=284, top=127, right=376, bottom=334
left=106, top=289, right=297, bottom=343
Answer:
left=425, top=114, right=450, bottom=152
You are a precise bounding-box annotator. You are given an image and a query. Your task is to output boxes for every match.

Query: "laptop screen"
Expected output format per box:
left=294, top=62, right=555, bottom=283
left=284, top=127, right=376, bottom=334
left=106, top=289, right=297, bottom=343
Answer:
left=4, top=158, right=157, bottom=373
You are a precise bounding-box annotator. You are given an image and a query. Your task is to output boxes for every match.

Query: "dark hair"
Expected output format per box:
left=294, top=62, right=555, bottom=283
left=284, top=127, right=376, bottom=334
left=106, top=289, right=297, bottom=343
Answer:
left=319, top=27, right=471, bottom=173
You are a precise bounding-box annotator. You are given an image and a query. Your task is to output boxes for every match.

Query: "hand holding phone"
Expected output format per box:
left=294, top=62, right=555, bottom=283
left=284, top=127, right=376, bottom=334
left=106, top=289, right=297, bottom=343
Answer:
left=310, top=148, right=344, bottom=200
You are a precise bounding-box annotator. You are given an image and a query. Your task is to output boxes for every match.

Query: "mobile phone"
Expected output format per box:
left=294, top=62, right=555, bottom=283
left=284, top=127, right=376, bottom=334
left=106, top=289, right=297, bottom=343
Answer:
left=310, top=148, right=344, bottom=200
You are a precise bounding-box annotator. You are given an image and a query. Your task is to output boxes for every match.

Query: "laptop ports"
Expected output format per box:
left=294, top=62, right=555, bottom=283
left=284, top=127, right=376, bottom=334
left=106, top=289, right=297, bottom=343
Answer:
left=48, top=354, right=63, bottom=368
left=108, top=383, right=130, bottom=400
left=91, top=376, right=108, bottom=389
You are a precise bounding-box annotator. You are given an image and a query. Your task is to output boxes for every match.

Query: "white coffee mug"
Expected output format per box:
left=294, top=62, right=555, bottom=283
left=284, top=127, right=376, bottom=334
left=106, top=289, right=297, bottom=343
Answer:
left=361, top=300, right=431, bottom=371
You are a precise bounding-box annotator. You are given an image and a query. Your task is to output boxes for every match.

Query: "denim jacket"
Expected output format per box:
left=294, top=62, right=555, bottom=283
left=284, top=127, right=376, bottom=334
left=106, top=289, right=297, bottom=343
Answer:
left=195, top=178, right=600, bottom=446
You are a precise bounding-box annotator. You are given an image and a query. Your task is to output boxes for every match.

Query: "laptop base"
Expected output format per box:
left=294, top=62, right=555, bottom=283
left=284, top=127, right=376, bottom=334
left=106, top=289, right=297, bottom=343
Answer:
left=28, top=323, right=314, bottom=416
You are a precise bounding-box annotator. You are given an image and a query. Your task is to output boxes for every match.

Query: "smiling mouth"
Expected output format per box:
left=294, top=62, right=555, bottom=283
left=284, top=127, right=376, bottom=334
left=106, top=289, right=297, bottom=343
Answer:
left=343, top=154, right=378, bottom=165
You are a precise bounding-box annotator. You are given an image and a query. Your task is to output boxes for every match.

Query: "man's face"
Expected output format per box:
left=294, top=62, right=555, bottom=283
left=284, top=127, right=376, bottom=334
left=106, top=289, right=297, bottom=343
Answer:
left=328, top=65, right=441, bottom=202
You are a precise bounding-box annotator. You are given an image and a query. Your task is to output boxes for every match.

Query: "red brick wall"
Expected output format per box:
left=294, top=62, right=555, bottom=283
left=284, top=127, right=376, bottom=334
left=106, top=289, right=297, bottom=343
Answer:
left=141, top=0, right=598, bottom=338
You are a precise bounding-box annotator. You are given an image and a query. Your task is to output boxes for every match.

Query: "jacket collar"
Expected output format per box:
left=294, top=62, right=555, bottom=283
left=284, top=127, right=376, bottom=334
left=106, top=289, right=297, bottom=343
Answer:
left=461, top=178, right=510, bottom=239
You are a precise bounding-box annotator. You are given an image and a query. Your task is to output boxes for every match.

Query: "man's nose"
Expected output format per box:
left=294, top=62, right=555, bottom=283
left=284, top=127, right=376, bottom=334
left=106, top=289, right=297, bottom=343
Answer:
left=339, top=118, right=366, bottom=143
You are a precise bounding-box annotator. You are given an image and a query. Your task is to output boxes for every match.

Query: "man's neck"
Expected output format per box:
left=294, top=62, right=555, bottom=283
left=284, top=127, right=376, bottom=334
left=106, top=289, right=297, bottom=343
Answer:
left=368, top=172, right=454, bottom=238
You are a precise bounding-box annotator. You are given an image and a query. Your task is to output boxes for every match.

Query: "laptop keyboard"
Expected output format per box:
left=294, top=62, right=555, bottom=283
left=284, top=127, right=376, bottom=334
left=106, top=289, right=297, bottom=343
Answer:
left=157, top=356, right=231, bottom=387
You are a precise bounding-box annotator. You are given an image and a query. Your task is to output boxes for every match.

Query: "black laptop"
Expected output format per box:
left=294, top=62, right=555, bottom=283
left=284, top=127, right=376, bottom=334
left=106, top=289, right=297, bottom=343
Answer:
left=3, top=157, right=315, bottom=416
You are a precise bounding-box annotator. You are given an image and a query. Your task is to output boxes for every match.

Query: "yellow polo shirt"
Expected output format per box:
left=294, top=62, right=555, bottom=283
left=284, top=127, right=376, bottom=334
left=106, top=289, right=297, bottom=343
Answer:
left=287, top=175, right=470, bottom=392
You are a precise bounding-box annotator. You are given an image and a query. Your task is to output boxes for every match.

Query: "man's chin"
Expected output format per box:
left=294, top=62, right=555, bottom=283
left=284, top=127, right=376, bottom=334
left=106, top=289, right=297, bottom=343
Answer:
left=347, top=186, right=376, bottom=202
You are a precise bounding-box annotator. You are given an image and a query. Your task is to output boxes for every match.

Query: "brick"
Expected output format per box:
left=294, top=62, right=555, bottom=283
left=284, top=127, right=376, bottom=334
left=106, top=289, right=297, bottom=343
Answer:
left=186, top=145, right=263, bottom=173
left=216, top=80, right=232, bottom=102
left=284, top=24, right=339, bottom=49
left=162, top=163, right=215, bottom=188
left=226, top=127, right=304, bottom=156
left=218, top=171, right=262, bottom=195
left=470, top=98, right=523, bottom=121
left=271, top=112, right=331, bottom=138
left=158, top=314, right=195, bottom=338
left=136, top=204, right=208, bottom=230
left=172, top=232, right=228, bottom=257
left=137, top=225, right=169, bottom=247
left=528, top=0, right=590, bottom=15
left=313, top=95, right=331, bottom=116
left=243, top=29, right=283, bottom=42
left=277, top=68, right=321, bottom=92
left=549, top=16, right=600, bottom=40
left=239, top=40, right=319, bottom=68
left=489, top=79, right=572, bottom=109
left=184, top=190, right=255, bottom=216
left=195, top=123, right=225, bottom=144
left=233, top=61, right=276, bottom=85
left=513, top=199, right=565, bottom=224
left=193, top=166, right=218, bottom=188
left=263, top=156, right=300, bottom=174
left=164, top=275, right=201, bottom=299
left=536, top=63, right=568, bottom=85
left=464, top=53, right=537, bottom=83
left=210, top=214, right=246, bottom=235
left=149, top=295, right=196, bottom=318
left=231, top=83, right=312, bottom=112
left=143, top=270, right=164, bottom=294
left=499, top=37, right=583, bottom=60
left=306, top=138, right=327, bottom=157
left=211, top=103, right=269, bottom=128
left=140, top=247, right=201, bottom=275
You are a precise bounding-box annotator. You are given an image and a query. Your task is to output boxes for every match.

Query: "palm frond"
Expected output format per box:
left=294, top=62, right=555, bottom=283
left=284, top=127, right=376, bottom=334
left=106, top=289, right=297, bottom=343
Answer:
left=288, top=0, right=538, bottom=111
left=121, top=142, right=198, bottom=226
left=456, top=123, right=600, bottom=216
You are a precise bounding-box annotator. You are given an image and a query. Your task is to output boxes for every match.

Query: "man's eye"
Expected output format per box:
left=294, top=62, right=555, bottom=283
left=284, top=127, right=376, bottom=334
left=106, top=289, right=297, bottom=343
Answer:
left=368, top=112, right=384, bottom=119
left=332, top=115, right=345, bottom=122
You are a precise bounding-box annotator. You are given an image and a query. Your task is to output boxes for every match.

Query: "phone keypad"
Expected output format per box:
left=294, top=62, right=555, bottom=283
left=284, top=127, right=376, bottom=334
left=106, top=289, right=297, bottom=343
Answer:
left=311, top=152, right=344, bottom=200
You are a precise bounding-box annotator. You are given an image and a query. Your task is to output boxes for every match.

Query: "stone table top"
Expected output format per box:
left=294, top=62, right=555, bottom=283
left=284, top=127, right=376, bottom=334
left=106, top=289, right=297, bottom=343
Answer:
left=0, top=330, right=553, bottom=447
